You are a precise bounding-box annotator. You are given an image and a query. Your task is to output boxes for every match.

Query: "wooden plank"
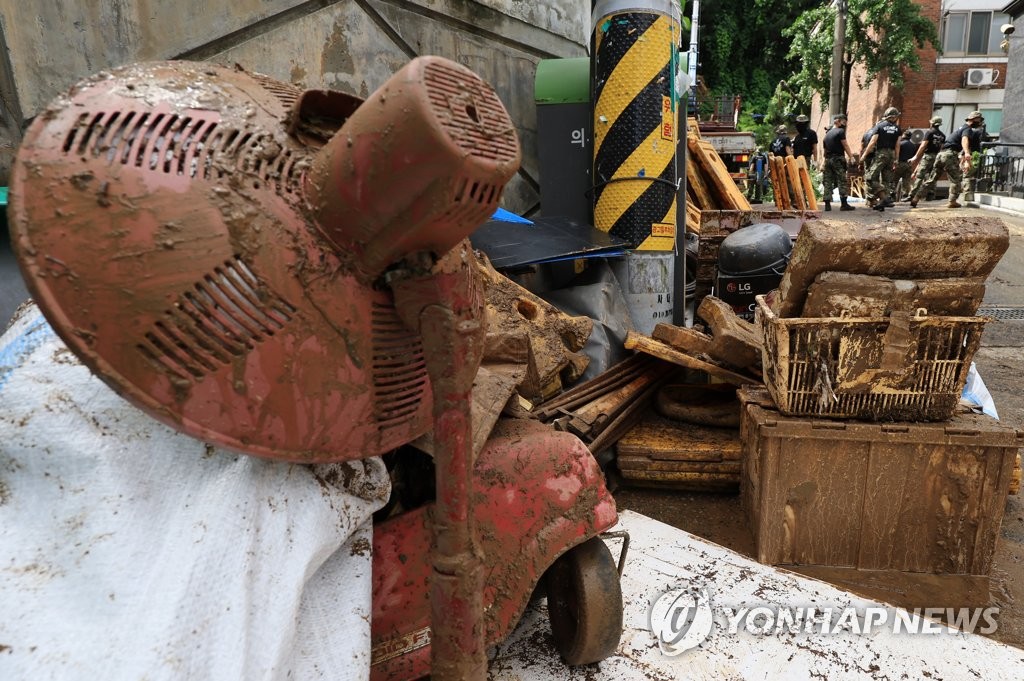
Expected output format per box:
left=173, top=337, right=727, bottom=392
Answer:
left=652, top=322, right=715, bottom=357
left=695, top=140, right=751, bottom=211
left=688, top=138, right=729, bottom=208
left=796, top=155, right=818, bottom=210
left=686, top=117, right=701, bottom=139
left=624, top=331, right=761, bottom=386
left=617, top=458, right=742, bottom=473
left=685, top=200, right=702, bottom=235
left=770, top=155, right=791, bottom=210
left=685, top=137, right=718, bottom=210
left=1012, top=453, right=1021, bottom=495
left=785, top=156, right=806, bottom=210
left=696, top=296, right=764, bottom=369
left=616, top=413, right=741, bottom=462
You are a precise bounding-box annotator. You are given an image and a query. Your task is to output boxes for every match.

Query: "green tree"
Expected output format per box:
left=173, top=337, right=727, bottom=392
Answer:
left=692, top=0, right=819, bottom=123
left=783, top=0, right=939, bottom=114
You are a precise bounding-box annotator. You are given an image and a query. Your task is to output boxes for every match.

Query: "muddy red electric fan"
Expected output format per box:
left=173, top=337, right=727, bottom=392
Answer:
left=9, top=57, right=520, bottom=680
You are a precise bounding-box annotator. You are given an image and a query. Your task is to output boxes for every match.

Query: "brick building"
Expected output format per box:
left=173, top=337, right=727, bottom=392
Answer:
left=813, top=0, right=1010, bottom=147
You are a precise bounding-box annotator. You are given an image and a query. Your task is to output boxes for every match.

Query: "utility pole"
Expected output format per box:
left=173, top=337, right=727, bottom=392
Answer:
left=688, top=0, right=700, bottom=103
left=829, top=0, right=847, bottom=116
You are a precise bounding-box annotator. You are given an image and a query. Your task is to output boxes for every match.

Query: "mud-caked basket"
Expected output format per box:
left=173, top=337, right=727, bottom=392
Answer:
left=754, top=295, right=990, bottom=421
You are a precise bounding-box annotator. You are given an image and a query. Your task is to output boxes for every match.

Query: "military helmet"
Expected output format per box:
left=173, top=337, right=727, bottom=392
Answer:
left=884, top=106, right=901, bottom=118
left=775, top=125, right=787, bottom=134
left=930, top=116, right=943, bottom=125
left=795, top=114, right=809, bottom=123
left=966, top=110, right=984, bottom=121
left=832, top=113, right=848, bottom=122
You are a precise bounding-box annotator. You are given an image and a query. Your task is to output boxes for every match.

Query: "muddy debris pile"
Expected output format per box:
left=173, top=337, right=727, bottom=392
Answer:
left=760, top=215, right=1009, bottom=422
left=526, top=291, right=762, bottom=492
left=738, top=214, right=1023, bottom=596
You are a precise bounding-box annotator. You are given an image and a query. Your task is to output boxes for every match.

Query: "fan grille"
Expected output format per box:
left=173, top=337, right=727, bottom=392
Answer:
left=370, top=303, right=428, bottom=428
left=423, top=61, right=518, bottom=164
left=136, top=257, right=296, bottom=381
left=61, top=110, right=307, bottom=194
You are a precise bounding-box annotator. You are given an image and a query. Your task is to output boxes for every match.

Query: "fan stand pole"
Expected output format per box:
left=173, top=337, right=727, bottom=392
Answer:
left=418, top=303, right=487, bottom=681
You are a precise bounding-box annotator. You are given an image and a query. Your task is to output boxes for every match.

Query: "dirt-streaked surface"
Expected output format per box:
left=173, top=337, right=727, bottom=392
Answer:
left=617, top=201, right=1024, bottom=650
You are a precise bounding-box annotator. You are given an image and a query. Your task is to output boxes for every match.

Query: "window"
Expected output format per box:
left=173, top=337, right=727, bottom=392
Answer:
left=932, top=105, right=1002, bottom=136
left=942, top=11, right=1009, bottom=56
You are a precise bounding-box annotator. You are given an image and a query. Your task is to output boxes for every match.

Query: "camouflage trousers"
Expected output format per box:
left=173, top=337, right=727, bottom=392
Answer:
left=821, top=156, right=849, bottom=201
left=866, top=149, right=895, bottom=200
left=909, top=153, right=938, bottom=200
left=935, top=149, right=965, bottom=202
left=891, top=161, right=912, bottom=200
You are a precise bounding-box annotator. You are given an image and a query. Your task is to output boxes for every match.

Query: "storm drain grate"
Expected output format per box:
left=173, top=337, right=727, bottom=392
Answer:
left=977, top=305, right=1024, bottom=321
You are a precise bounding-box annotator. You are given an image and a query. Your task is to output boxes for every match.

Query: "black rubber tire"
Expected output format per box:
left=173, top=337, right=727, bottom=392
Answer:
left=545, top=537, right=623, bottom=666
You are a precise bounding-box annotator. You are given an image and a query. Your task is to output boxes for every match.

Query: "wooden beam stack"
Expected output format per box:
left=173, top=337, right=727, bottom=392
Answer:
left=768, top=154, right=817, bottom=211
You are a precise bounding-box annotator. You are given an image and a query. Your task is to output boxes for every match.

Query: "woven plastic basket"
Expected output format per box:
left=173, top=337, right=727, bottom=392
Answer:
left=755, top=295, right=990, bottom=421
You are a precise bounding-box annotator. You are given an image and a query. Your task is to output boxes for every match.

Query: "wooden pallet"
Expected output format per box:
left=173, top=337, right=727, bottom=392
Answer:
left=685, top=133, right=751, bottom=215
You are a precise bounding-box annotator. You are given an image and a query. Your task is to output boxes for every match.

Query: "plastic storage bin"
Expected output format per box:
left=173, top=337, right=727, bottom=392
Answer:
left=739, top=387, right=1021, bottom=575
left=755, top=294, right=989, bottom=421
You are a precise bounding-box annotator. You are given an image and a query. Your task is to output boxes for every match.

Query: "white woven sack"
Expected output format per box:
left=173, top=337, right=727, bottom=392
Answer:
left=0, top=304, right=389, bottom=681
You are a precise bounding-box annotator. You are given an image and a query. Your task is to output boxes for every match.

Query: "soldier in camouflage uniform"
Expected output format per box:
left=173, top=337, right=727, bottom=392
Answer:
left=908, top=116, right=946, bottom=207
left=858, top=107, right=902, bottom=212
left=892, top=130, right=916, bottom=201
left=935, top=111, right=985, bottom=208
left=820, top=113, right=856, bottom=211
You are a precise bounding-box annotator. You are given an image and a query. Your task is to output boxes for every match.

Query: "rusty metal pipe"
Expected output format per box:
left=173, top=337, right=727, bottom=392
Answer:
left=390, top=245, right=487, bottom=681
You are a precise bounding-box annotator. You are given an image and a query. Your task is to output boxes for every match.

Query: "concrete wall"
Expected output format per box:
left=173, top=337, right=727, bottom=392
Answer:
left=1001, top=19, right=1024, bottom=153
left=0, top=0, right=591, bottom=211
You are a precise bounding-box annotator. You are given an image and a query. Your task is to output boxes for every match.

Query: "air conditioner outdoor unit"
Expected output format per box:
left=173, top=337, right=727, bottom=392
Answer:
left=965, top=67, right=998, bottom=87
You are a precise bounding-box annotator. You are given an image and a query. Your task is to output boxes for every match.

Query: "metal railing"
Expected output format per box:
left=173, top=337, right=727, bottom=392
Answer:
left=975, top=145, right=1024, bottom=196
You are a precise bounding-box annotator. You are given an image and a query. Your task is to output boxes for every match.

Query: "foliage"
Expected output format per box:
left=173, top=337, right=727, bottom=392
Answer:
left=783, top=0, right=939, bottom=111
left=691, top=0, right=820, bottom=123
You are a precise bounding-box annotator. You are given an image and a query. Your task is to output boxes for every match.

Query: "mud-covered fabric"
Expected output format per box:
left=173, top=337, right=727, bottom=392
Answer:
left=0, top=305, right=389, bottom=681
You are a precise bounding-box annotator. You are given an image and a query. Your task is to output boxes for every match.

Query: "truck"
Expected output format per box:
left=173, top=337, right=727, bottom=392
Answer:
left=692, top=93, right=756, bottom=183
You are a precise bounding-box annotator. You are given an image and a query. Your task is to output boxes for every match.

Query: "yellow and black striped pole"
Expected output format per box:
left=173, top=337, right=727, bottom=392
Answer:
left=592, top=0, right=681, bottom=251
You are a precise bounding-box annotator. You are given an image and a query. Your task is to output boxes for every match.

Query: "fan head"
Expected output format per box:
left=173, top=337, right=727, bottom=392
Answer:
left=9, top=58, right=520, bottom=462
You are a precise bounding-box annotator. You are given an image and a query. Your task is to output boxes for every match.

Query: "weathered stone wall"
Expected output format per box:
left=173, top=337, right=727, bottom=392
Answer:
left=1001, top=20, right=1024, bottom=154
left=0, top=0, right=590, bottom=210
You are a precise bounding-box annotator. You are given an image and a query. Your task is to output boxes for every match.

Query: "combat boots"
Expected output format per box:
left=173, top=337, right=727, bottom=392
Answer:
left=839, top=197, right=854, bottom=211
left=824, top=201, right=831, bottom=211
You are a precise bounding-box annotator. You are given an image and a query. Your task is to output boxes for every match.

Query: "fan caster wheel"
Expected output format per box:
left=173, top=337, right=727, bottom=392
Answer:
left=545, top=536, right=623, bottom=665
